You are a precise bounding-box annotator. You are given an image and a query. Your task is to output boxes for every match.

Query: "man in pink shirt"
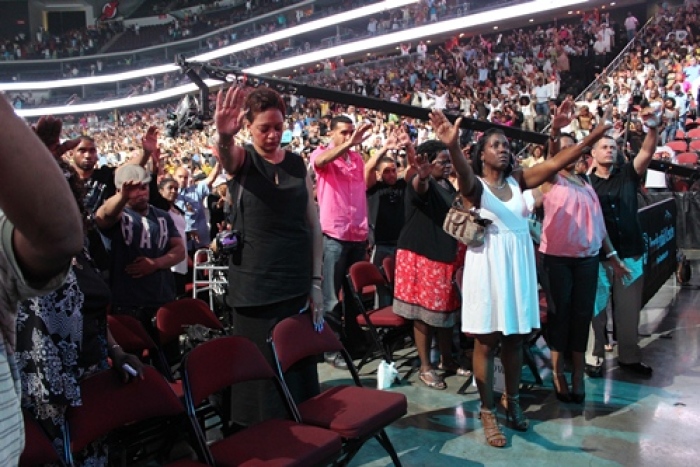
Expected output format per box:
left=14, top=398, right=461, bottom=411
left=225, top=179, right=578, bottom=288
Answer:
left=311, top=115, right=372, bottom=368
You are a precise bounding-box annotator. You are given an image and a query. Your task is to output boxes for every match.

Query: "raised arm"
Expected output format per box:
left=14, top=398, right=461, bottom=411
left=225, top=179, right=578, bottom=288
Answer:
left=134, top=126, right=159, bottom=167
left=364, top=132, right=399, bottom=189
left=521, top=123, right=612, bottom=189
left=94, top=181, right=139, bottom=230
left=314, top=123, right=372, bottom=169
left=215, top=86, right=248, bottom=175
left=429, top=110, right=478, bottom=196
left=0, top=97, right=83, bottom=280
left=633, top=108, right=661, bottom=176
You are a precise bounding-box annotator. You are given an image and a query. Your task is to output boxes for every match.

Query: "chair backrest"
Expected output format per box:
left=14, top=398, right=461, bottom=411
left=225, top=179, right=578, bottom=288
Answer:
left=348, top=261, right=387, bottom=292
left=108, top=314, right=158, bottom=355
left=271, top=314, right=343, bottom=374
left=381, top=255, right=396, bottom=285
left=156, top=298, right=223, bottom=346
left=667, top=140, right=688, bottom=153
left=65, top=366, right=184, bottom=454
left=20, top=409, right=64, bottom=467
left=687, top=128, right=700, bottom=140
left=183, top=336, right=277, bottom=408
left=678, top=151, right=699, bottom=165
left=687, top=141, right=700, bottom=152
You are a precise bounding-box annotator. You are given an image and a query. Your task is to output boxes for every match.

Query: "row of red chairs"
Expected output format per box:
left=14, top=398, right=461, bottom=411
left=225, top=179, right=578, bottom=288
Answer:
left=22, top=300, right=407, bottom=466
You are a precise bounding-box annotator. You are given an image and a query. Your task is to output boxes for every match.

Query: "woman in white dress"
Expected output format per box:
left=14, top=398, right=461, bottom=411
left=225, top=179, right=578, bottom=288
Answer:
left=428, top=109, right=611, bottom=448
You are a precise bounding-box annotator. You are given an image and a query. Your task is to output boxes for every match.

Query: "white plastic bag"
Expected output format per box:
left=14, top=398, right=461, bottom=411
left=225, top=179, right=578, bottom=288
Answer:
left=376, top=360, right=398, bottom=390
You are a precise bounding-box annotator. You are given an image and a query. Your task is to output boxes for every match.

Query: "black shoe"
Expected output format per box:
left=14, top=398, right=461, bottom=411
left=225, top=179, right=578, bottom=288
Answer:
left=324, top=352, right=348, bottom=370
left=570, top=393, right=585, bottom=404
left=619, top=361, right=653, bottom=377
left=585, top=364, right=603, bottom=378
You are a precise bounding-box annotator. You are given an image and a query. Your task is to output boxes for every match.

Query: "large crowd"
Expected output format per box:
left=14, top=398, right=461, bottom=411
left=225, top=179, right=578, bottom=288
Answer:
left=5, top=0, right=700, bottom=465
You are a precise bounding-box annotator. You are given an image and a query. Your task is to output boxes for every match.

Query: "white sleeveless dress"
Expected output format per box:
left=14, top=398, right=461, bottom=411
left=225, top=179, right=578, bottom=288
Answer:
left=461, top=177, right=540, bottom=335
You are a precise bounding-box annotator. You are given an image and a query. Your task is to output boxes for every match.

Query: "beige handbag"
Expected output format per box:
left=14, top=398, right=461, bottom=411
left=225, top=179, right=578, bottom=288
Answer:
left=443, top=194, right=492, bottom=247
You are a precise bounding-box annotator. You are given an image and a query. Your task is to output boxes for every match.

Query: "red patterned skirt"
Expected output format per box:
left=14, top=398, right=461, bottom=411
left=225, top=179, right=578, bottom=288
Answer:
left=393, top=247, right=463, bottom=328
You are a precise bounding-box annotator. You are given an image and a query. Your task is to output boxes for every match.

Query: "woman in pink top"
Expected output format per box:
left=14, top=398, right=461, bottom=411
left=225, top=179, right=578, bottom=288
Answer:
left=538, top=131, right=628, bottom=404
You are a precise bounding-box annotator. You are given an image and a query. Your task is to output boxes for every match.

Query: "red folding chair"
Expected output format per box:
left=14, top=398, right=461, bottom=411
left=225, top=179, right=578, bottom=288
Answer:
left=64, top=366, right=207, bottom=466
left=270, top=313, right=407, bottom=466
left=20, top=409, right=65, bottom=467
left=108, top=314, right=184, bottom=397
left=687, top=128, right=700, bottom=140
left=678, top=150, right=700, bottom=164
left=155, top=298, right=224, bottom=380
left=666, top=140, right=688, bottom=153
left=381, top=254, right=396, bottom=289
left=347, top=261, right=409, bottom=371
left=182, top=336, right=342, bottom=467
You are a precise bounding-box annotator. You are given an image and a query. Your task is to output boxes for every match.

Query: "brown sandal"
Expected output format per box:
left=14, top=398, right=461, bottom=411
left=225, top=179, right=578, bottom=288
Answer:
left=419, top=369, right=447, bottom=390
left=479, top=408, right=507, bottom=448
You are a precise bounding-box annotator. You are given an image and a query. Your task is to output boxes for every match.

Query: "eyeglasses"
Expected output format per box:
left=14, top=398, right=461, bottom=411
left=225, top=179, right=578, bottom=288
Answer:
left=435, top=160, right=452, bottom=166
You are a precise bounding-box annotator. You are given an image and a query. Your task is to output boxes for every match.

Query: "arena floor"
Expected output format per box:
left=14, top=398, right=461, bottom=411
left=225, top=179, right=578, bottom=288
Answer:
left=319, top=256, right=700, bottom=467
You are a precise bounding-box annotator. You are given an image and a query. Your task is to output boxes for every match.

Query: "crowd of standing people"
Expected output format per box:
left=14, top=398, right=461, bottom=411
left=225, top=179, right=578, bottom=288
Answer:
left=4, top=1, right=700, bottom=465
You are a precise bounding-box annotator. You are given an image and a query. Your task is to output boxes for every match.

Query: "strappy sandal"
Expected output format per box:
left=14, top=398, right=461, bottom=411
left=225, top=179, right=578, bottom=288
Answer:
left=479, top=408, right=507, bottom=448
left=438, top=362, right=472, bottom=377
left=419, top=369, right=447, bottom=390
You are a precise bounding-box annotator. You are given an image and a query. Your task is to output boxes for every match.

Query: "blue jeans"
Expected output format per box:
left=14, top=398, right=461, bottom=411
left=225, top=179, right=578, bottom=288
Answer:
left=322, top=235, right=367, bottom=333
left=535, top=102, right=549, bottom=116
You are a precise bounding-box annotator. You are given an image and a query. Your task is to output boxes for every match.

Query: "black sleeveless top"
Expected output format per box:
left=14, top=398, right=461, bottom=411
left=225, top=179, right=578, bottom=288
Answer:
left=227, top=146, right=312, bottom=308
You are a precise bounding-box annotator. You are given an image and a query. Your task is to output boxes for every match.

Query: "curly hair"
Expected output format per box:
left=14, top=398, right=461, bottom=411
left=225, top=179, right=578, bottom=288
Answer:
left=244, top=87, right=286, bottom=122
left=414, top=140, right=448, bottom=163
left=470, top=128, right=513, bottom=177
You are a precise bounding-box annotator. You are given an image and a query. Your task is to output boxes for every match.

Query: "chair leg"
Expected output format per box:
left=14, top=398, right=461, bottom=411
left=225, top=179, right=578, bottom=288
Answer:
left=374, top=429, right=402, bottom=466
left=522, top=343, right=543, bottom=385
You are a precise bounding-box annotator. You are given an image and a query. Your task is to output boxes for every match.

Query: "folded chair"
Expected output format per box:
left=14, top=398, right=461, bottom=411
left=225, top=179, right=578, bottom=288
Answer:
left=182, top=335, right=342, bottom=467
left=64, top=366, right=207, bottom=467
left=19, top=408, right=65, bottom=467
left=347, top=261, right=409, bottom=371
left=270, top=313, right=407, bottom=466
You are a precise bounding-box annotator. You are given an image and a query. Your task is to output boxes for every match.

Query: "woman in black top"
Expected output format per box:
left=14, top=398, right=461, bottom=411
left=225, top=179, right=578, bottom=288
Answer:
left=215, top=86, right=323, bottom=426
left=393, top=140, right=470, bottom=391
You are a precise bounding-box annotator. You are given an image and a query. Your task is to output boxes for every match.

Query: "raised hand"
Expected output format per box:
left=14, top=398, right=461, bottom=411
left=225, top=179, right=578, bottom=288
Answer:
left=397, top=124, right=412, bottom=148
left=33, top=115, right=80, bottom=159
left=551, top=100, right=574, bottom=131
left=639, top=106, right=660, bottom=129
left=215, top=86, right=247, bottom=138
left=429, top=109, right=462, bottom=148
left=412, top=152, right=433, bottom=181
left=348, top=122, right=373, bottom=148
left=141, top=126, right=159, bottom=154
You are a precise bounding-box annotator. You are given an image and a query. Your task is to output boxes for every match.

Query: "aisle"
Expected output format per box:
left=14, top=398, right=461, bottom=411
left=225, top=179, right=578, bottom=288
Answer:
left=318, top=259, right=700, bottom=467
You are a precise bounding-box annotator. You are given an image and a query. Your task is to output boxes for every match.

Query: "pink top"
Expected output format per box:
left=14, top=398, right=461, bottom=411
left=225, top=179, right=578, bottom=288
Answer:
left=539, top=175, right=607, bottom=257
left=310, top=144, right=368, bottom=242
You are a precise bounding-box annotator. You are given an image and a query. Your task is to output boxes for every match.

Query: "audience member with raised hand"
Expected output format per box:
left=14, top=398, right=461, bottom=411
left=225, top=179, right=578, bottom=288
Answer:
left=17, top=158, right=145, bottom=466
left=429, top=108, right=612, bottom=448
left=0, top=96, right=84, bottom=465
left=585, top=106, right=660, bottom=379
left=392, top=138, right=470, bottom=391
left=311, top=115, right=372, bottom=369
left=538, top=107, right=630, bottom=405
left=215, top=85, right=324, bottom=426
left=364, top=124, right=415, bottom=268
